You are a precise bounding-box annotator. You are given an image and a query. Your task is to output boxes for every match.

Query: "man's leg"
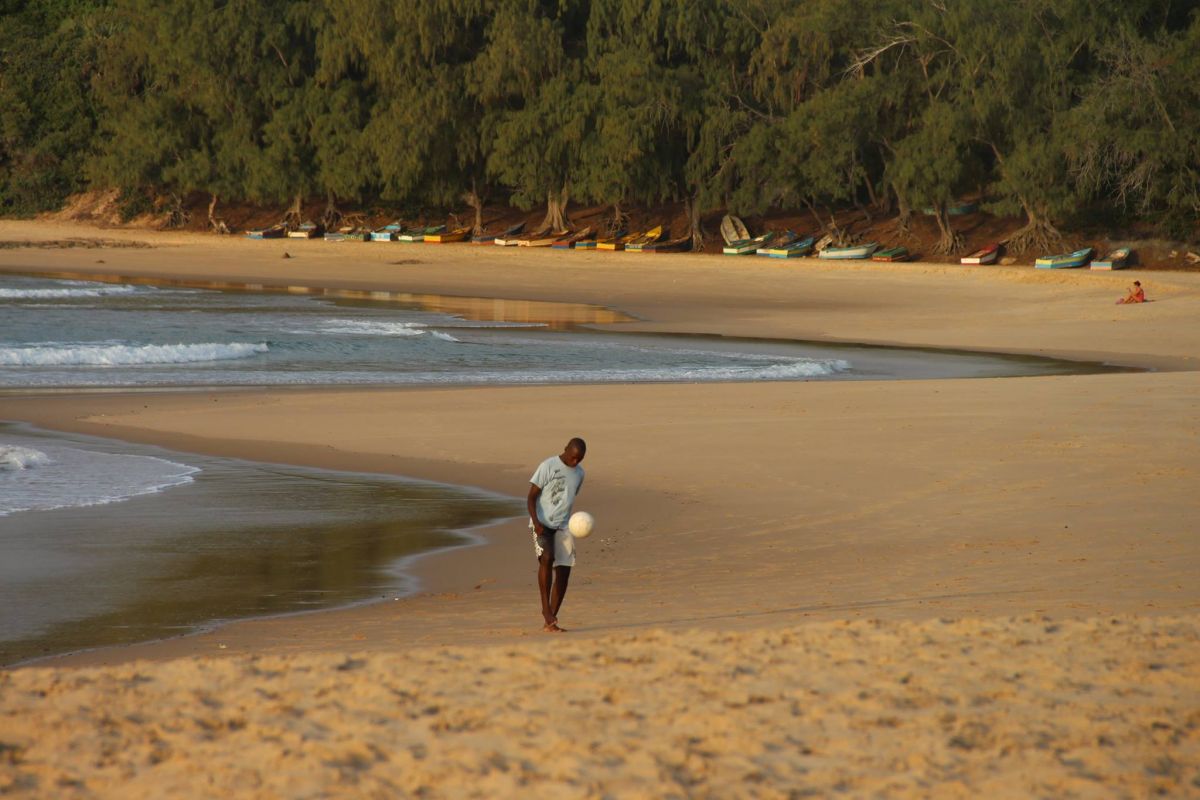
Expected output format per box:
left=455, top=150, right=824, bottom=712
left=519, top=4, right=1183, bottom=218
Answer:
left=550, top=566, right=571, bottom=621
left=538, top=546, right=557, bottom=628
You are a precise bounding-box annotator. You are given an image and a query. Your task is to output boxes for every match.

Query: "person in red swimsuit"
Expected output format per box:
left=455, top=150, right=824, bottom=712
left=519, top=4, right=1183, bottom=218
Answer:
left=1117, top=281, right=1145, bottom=304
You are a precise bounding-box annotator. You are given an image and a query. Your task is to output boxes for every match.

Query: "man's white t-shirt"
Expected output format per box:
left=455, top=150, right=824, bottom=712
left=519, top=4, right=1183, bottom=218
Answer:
left=530, top=455, right=585, bottom=530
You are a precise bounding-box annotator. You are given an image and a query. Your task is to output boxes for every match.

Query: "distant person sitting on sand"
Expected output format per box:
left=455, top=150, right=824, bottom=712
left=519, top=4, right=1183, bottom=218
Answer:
left=1117, top=281, right=1145, bottom=304
left=527, top=437, right=586, bottom=633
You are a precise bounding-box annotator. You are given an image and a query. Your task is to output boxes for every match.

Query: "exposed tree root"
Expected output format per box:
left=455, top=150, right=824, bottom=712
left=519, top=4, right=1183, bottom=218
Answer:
left=282, top=193, right=303, bottom=228
left=320, top=191, right=343, bottom=230
left=1005, top=214, right=1064, bottom=255
left=538, top=186, right=571, bottom=233
left=931, top=207, right=964, bottom=255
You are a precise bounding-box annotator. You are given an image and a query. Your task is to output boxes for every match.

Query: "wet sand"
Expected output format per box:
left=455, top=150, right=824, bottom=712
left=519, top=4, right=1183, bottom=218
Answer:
left=1, top=220, right=1198, bottom=796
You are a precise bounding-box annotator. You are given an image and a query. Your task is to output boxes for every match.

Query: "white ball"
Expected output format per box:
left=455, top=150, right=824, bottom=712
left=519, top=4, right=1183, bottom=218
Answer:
left=568, top=511, right=595, bottom=539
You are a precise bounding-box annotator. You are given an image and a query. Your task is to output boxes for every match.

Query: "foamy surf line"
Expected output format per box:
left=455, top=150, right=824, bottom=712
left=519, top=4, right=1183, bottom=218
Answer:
left=0, top=342, right=269, bottom=366
left=0, top=284, right=146, bottom=299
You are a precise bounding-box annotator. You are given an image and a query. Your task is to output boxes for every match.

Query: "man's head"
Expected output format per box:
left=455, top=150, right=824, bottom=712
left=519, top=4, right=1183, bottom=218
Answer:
left=561, top=437, right=587, bottom=467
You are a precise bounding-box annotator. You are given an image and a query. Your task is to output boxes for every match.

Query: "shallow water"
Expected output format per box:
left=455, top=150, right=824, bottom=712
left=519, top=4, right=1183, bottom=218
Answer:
left=0, top=424, right=518, bottom=666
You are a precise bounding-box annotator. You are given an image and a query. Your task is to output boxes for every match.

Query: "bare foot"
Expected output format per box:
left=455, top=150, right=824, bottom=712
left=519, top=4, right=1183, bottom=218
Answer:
left=543, top=622, right=568, bottom=633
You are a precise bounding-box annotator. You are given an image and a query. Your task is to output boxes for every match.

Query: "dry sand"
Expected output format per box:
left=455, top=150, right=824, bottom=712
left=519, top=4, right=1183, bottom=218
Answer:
left=1, top=221, right=1199, bottom=796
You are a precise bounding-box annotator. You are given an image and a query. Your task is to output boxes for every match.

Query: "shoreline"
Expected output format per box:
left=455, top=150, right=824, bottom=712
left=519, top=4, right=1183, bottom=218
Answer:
left=1, top=220, right=1198, bottom=671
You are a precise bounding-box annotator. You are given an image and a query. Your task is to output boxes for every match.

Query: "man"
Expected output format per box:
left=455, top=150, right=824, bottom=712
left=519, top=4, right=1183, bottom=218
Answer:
left=527, top=437, right=586, bottom=632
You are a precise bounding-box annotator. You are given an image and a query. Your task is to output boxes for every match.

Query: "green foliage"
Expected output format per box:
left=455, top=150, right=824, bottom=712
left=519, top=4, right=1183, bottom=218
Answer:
left=1, top=0, right=1196, bottom=242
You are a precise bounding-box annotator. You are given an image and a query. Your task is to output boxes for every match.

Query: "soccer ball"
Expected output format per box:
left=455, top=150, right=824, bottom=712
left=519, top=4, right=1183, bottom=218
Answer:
left=568, top=511, right=595, bottom=539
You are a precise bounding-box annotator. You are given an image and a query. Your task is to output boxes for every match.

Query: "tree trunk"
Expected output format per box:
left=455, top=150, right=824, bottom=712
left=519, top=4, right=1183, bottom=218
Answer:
left=931, top=204, right=964, bottom=255
left=207, top=193, right=230, bottom=234
left=607, top=202, right=628, bottom=236
left=462, top=179, right=485, bottom=234
left=685, top=193, right=703, bottom=252
left=1005, top=200, right=1064, bottom=255
left=283, top=193, right=303, bottom=228
left=538, top=185, right=571, bottom=234
left=163, top=192, right=190, bottom=230
left=321, top=190, right=343, bottom=230
left=890, top=190, right=912, bottom=239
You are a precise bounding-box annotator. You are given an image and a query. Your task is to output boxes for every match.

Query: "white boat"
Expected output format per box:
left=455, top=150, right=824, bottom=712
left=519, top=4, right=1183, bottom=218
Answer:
left=817, top=242, right=878, bottom=260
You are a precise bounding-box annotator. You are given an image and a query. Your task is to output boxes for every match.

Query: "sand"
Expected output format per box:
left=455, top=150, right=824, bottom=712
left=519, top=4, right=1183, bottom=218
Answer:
left=1, top=220, right=1199, bottom=796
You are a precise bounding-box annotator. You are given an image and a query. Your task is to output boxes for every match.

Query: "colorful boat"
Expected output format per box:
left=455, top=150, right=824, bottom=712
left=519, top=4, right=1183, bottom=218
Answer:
left=723, top=233, right=771, bottom=255
left=625, top=226, right=665, bottom=252
left=871, top=246, right=909, bottom=262
left=521, top=230, right=568, bottom=247
left=960, top=243, right=999, bottom=265
left=246, top=224, right=286, bottom=240
left=758, top=235, right=815, bottom=259
left=551, top=227, right=595, bottom=249
left=425, top=226, right=471, bottom=243
left=324, top=226, right=370, bottom=242
left=371, top=222, right=403, bottom=242
left=287, top=221, right=322, bottom=239
left=474, top=222, right=524, bottom=245
left=817, top=242, right=878, bottom=260
left=720, top=215, right=750, bottom=245
left=398, top=224, right=445, bottom=243
left=1035, top=247, right=1093, bottom=269
left=597, top=231, right=641, bottom=251
left=755, top=231, right=798, bottom=257
left=1090, top=248, right=1131, bottom=270
left=645, top=236, right=694, bottom=253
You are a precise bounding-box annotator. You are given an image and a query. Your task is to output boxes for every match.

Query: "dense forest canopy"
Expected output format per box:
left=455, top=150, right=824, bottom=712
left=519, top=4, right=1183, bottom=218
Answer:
left=1, top=0, right=1197, bottom=249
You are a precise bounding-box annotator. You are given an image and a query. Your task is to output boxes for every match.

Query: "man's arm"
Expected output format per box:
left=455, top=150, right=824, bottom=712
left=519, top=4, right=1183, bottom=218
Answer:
left=527, top=483, right=544, bottom=534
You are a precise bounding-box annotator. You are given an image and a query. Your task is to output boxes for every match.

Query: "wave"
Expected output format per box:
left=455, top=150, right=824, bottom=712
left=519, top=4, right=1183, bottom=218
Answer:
left=0, top=342, right=270, bottom=367
left=0, top=445, right=50, bottom=471
left=0, top=284, right=144, bottom=300
left=316, top=319, right=460, bottom=342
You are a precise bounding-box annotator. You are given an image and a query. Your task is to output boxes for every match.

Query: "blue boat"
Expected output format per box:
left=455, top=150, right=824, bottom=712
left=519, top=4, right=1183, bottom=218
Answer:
left=1035, top=247, right=1093, bottom=269
left=818, top=242, right=878, bottom=260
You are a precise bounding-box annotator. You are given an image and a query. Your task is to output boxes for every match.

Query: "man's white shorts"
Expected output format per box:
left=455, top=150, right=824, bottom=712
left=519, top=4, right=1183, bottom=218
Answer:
left=532, top=526, right=576, bottom=568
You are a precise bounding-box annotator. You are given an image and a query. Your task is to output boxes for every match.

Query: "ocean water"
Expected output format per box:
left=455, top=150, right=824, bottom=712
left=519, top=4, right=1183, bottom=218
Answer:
left=0, top=423, right=518, bottom=666
left=0, top=275, right=856, bottom=388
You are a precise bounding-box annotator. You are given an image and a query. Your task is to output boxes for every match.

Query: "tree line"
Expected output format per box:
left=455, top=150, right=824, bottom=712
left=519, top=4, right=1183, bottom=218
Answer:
left=2, top=0, right=1197, bottom=251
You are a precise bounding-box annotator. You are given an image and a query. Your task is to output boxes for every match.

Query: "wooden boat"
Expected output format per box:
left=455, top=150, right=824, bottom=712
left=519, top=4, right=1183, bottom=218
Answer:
left=473, top=222, right=523, bottom=245
left=755, top=231, right=798, bottom=257
left=872, top=246, right=909, bottom=262
left=246, top=224, right=286, bottom=240
left=759, top=235, right=815, bottom=259
left=625, top=226, right=665, bottom=252
left=324, top=226, right=370, bottom=242
left=371, top=222, right=403, bottom=242
left=645, top=236, right=694, bottom=253
left=960, top=243, right=999, bottom=265
left=1035, top=247, right=1093, bottom=269
left=287, top=221, right=322, bottom=239
left=720, top=214, right=750, bottom=245
left=817, top=242, right=879, bottom=260
left=425, top=226, right=471, bottom=243
left=723, top=233, right=771, bottom=255
left=597, top=231, right=641, bottom=251
left=551, top=227, right=595, bottom=249
left=1090, top=247, right=1131, bottom=270
left=521, top=230, right=568, bottom=247
left=398, top=224, right=445, bottom=243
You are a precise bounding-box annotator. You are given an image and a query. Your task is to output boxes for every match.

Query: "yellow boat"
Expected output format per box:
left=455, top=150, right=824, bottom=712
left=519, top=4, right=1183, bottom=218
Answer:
left=424, top=226, right=471, bottom=243
left=625, top=226, right=664, bottom=252
left=597, top=230, right=643, bottom=251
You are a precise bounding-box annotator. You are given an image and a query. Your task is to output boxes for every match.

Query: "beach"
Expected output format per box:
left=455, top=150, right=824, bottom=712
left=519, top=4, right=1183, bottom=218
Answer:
left=1, top=220, right=1198, bottom=796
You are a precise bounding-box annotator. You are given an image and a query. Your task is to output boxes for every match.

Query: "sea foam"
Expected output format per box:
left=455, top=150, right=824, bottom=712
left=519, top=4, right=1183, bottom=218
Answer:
left=0, top=284, right=143, bottom=300
left=0, top=446, right=50, bottom=472
left=0, top=342, right=269, bottom=367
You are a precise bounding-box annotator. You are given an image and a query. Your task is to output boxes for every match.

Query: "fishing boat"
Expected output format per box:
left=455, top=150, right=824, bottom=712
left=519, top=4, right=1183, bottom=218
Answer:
left=551, top=227, right=595, bottom=249
left=246, top=224, right=286, bottom=240
left=720, top=214, right=750, bottom=245
left=424, top=226, right=471, bottom=243
left=625, top=226, right=665, bottom=252
left=398, top=224, right=445, bottom=243
left=371, top=222, right=403, bottom=242
left=597, top=231, right=641, bottom=251
left=287, top=221, right=322, bottom=239
left=755, top=231, right=799, bottom=257
left=871, top=246, right=909, bottom=262
left=960, top=243, right=999, bottom=265
left=817, top=242, right=878, bottom=260
left=645, top=236, right=694, bottom=253
left=324, top=226, right=370, bottom=242
left=473, top=222, right=524, bottom=245
left=521, top=230, right=568, bottom=247
left=1089, top=247, right=1131, bottom=270
left=1035, top=247, right=1093, bottom=269
left=758, top=235, right=815, bottom=259
left=723, top=233, right=771, bottom=255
